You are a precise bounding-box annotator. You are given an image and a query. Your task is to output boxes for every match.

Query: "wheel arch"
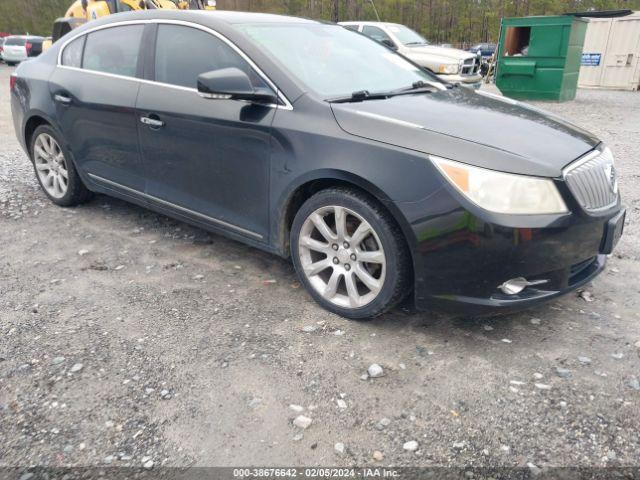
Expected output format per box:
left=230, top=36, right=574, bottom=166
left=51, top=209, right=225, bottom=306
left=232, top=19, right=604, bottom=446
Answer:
left=23, top=111, right=57, bottom=158
left=275, top=169, right=416, bottom=260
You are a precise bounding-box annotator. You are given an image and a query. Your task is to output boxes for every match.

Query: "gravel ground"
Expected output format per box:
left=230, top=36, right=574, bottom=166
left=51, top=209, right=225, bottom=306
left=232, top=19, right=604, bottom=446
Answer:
left=1, top=63, right=639, bottom=471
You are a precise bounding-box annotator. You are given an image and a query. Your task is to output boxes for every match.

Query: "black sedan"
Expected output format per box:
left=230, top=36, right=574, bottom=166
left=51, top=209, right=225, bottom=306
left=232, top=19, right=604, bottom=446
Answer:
left=10, top=11, right=625, bottom=319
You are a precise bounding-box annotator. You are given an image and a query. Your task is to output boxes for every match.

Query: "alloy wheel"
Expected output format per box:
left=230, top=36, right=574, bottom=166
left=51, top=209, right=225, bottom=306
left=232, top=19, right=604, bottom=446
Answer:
left=298, top=205, right=386, bottom=309
left=33, top=133, right=68, bottom=199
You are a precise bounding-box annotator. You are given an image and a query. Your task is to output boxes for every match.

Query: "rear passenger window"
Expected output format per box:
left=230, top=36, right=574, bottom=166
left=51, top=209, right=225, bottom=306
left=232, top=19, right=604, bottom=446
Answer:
left=154, top=24, right=267, bottom=90
left=61, top=35, right=85, bottom=68
left=83, top=25, right=144, bottom=77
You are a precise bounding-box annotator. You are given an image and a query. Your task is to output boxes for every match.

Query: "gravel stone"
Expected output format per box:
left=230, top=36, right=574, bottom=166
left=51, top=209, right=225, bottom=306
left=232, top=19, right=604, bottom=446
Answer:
left=293, top=415, right=312, bottom=429
left=403, top=440, right=418, bottom=452
left=70, top=363, right=84, bottom=373
left=367, top=364, right=384, bottom=378
left=555, top=367, right=572, bottom=379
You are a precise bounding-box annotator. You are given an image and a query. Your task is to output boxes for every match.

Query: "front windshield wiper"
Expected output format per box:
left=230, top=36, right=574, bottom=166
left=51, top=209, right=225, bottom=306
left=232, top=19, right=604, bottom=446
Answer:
left=327, top=90, right=389, bottom=103
left=405, top=41, right=429, bottom=46
left=327, top=81, right=439, bottom=103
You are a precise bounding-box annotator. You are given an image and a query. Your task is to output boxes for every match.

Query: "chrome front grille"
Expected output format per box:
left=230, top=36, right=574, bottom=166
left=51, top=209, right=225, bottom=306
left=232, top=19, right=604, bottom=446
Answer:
left=461, top=57, right=479, bottom=76
left=563, top=148, right=618, bottom=213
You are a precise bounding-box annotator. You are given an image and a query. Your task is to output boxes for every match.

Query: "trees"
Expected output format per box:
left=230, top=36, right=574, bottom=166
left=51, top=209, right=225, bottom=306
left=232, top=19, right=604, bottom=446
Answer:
left=1, top=0, right=638, bottom=42
left=0, top=0, right=70, bottom=36
left=214, top=0, right=639, bottom=44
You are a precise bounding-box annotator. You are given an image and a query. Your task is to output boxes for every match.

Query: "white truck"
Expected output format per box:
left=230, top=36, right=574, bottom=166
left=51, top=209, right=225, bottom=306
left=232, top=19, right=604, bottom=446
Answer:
left=339, top=21, right=482, bottom=89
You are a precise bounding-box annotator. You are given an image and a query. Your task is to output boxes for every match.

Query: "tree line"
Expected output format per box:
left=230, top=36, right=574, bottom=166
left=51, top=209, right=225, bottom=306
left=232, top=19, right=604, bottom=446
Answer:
left=2, top=0, right=638, bottom=44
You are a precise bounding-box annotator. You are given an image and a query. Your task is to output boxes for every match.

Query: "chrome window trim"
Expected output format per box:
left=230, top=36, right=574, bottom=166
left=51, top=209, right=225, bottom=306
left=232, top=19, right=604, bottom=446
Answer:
left=87, top=173, right=263, bottom=239
left=56, top=18, right=293, bottom=110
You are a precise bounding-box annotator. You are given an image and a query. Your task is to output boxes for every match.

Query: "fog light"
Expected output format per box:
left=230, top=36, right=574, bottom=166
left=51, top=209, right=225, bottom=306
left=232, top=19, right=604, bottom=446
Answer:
left=498, top=277, right=548, bottom=295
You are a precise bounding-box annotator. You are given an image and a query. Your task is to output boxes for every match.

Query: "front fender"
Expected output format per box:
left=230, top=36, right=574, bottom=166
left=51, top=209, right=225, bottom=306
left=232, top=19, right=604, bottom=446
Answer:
left=273, top=168, right=418, bottom=258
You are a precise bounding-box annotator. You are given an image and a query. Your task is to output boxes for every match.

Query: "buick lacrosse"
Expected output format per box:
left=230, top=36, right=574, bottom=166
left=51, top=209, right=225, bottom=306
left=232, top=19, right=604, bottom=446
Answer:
left=11, top=11, right=625, bottom=319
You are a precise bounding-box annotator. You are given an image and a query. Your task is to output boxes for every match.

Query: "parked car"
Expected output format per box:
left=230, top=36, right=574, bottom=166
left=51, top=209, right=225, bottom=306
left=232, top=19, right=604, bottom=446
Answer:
left=340, top=21, right=482, bottom=89
left=1, top=35, right=45, bottom=65
left=0, top=37, right=6, bottom=63
left=469, top=42, right=496, bottom=60
left=11, top=11, right=624, bottom=319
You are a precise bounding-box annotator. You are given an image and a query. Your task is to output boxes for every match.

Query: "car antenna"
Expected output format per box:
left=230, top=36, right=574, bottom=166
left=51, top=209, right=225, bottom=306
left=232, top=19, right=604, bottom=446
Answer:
left=368, top=0, right=381, bottom=21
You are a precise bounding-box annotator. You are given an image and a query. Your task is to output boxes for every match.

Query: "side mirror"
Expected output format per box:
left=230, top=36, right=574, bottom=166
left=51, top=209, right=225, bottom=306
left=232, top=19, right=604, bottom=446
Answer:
left=381, top=39, right=397, bottom=50
left=197, top=67, right=277, bottom=105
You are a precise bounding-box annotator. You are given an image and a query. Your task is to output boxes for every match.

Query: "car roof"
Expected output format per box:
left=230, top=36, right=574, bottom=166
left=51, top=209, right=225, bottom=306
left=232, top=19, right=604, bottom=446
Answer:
left=339, top=21, right=405, bottom=28
left=93, top=9, right=321, bottom=27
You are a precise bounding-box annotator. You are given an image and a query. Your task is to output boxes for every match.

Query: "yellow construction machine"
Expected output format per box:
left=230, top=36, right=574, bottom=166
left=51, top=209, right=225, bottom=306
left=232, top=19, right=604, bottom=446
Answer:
left=50, top=0, right=216, bottom=44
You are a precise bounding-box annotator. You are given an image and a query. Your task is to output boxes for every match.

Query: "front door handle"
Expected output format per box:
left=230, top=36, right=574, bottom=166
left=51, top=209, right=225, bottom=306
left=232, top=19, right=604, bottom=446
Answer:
left=54, top=93, right=72, bottom=105
left=140, top=116, right=165, bottom=128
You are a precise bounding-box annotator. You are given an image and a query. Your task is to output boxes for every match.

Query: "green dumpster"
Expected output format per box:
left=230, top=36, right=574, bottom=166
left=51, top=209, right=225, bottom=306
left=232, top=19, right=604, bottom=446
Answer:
left=495, top=15, right=588, bottom=101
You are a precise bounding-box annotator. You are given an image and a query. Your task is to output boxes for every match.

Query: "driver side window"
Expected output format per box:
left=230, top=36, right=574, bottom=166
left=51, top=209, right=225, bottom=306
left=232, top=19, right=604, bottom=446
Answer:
left=362, top=26, right=394, bottom=46
left=154, top=24, right=268, bottom=90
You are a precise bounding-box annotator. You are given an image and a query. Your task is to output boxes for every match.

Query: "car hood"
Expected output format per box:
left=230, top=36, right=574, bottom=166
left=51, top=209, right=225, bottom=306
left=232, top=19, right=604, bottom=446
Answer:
left=330, top=87, right=599, bottom=177
left=406, top=45, right=475, bottom=62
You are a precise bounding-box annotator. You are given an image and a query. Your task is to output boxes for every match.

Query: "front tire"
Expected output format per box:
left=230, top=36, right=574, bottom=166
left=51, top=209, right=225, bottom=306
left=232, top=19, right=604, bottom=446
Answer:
left=291, top=188, right=411, bottom=320
left=30, top=125, right=92, bottom=207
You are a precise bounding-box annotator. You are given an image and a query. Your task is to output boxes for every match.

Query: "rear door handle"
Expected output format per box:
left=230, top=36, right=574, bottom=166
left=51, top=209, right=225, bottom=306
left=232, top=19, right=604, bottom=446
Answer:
left=54, top=93, right=72, bottom=105
left=140, top=116, right=164, bottom=128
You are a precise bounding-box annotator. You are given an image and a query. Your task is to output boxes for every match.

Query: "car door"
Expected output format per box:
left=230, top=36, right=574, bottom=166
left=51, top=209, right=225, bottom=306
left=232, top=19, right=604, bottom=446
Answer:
left=135, top=23, right=277, bottom=241
left=49, top=24, right=146, bottom=192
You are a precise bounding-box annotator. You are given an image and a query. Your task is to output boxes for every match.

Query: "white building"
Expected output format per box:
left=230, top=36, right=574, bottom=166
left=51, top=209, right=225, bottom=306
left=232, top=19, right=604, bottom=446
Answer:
left=578, top=12, right=640, bottom=91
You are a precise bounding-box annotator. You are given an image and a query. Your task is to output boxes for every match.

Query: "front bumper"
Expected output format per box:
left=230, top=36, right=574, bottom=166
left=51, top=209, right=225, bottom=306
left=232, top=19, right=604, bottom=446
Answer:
left=426, top=254, right=606, bottom=315
left=438, top=73, right=482, bottom=89
left=401, top=186, right=625, bottom=315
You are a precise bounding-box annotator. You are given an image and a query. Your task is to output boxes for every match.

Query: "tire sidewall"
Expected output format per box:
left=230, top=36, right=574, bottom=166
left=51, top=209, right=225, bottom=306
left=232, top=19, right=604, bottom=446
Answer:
left=291, top=190, right=405, bottom=319
left=30, top=125, right=79, bottom=206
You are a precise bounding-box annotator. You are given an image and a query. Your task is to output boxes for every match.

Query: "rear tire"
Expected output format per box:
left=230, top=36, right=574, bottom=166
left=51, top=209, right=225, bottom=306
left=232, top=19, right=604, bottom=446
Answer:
left=30, top=125, right=92, bottom=207
left=291, top=187, right=411, bottom=320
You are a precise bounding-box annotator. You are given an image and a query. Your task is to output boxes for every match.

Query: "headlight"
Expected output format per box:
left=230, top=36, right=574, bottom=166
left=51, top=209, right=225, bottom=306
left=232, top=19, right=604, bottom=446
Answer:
left=431, top=156, right=568, bottom=215
left=437, top=63, right=460, bottom=74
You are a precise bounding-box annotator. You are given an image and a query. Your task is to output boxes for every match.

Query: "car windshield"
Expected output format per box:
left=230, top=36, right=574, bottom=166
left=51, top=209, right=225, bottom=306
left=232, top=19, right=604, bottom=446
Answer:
left=5, top=37, right=26, bottom=46
left=238, top=24, right=439, bottom=99
left=386, top=24, right=429, bottom=46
